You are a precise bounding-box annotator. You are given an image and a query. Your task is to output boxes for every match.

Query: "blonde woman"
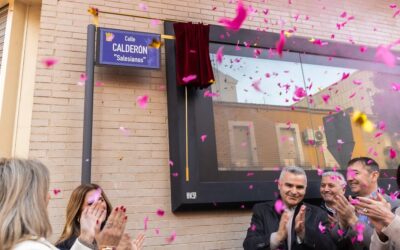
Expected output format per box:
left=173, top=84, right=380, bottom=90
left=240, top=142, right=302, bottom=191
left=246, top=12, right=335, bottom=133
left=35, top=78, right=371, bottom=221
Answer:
left=0, top=158, right=127, bottom=250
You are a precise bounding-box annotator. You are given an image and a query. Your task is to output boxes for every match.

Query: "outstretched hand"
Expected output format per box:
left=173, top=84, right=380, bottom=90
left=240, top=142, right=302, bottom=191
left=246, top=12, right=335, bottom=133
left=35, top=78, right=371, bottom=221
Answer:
left=295, top=205, right=306, bottom=240
left=96, top=206, right=128, bottom=249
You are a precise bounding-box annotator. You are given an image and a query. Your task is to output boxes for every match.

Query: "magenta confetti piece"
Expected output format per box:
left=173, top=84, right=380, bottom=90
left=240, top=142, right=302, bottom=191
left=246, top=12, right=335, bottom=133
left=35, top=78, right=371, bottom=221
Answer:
left=200, top=134, right=207, bottom=142
left=377, top=121, right=386, bottom=130
left=275, top=30, right=286, bottom=57
left=150, top=19, right=161, bottom=26
left=95, top=81, right=104, bottom=87
left=391, top=82, right=400, bottom=91
left=182, top=75, right=197, bottom=83
left=166, top=231, right=176, bottom=244
left=317, top=168, right=323, bottom=176
left=218, top=0, right=248, bottom=31
left=42, top=57, right=58, bottom=68
left=203, top=90, right=220, bottom=98
left=156, top=209, right=165, bottom=217
left=251, top=78, right=262, bottom=92
left=53, top=189, right=61, bottom=195
left=350, top=198, right=360, bottom=205
left=322, top=94, right=330, bottom=104
left=247, top=172, right=254, bottom=177
left=355, top=223, right=365, bottom=242
left=216, top=46, right=224, bottom=64
left=294, top=86, right=307, bottom=99
left=337, top=229, right=344, bottom=237
left=389, top=148, right=397, bottom=159
left=337, top=139, right=344, bottom=144
left=359, top=46, right=367, bottom=53
left=376, top=45, right=396, bottom=67
left=172, top=172, right=179, bottom=177
left=250, top=224, right=256, bottom=231
left=138, top=3, right=148, bottom=11
left=318, top=221, right=326, bottom=233
left=249, top=184, right=254, bottom=190
left=341, top=72, right=350, bottom=80
left=169, top=160, right=174, bottom=167
left=137, top=95, right=149, bottom=109
left=274, top=199, right=286, bottom=214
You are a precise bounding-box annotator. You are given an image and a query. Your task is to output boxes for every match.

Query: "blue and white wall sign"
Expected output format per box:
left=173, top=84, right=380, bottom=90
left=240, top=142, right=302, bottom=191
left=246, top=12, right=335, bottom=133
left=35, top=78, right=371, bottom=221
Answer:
left=97, top=27, right=161, bottom=69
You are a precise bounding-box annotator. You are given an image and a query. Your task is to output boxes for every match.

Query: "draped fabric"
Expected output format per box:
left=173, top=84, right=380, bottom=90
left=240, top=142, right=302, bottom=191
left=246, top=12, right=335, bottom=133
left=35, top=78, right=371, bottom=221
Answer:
left=173, top=22, right=215, bottom=88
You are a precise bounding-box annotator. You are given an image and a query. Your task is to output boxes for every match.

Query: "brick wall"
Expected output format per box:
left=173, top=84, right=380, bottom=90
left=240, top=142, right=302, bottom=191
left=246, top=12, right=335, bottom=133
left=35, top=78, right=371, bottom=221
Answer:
left=31, top=0, right=399, bottom=248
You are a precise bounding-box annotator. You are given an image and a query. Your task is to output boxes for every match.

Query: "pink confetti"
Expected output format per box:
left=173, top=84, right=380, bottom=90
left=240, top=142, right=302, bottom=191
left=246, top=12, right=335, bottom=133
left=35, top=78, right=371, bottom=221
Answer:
left=355, top=223, right=365, bottom=242
left=53, top=189, right=61, bottom=195
left=250, top=224, right=256, bottom=231
left=322, top=94, right=330, bottom=104
left=216, top=46, right=224, bottom=64
left=166, top=231, right=176, bottom=244
left=144, top=216, right=149, bottom=230
left=274, top=199, right=286, bottom=214
left=200, top=134, right=207, bottom=142
left=204, top=90, right=220, bottom=98
left=389, top=148, right=397, bottom=159
left=390, top=4, right=397, bottom=9
left=95, top=81, right=104, bottom=87
left=317, top=167, right=324, bottom=176
left=318, top=221, right=326, bottom=233
left=251, top=78, right=262, bottom=92
left=249, top=184, right=254, bottom=190
left=349, top=92, right=356, bottom=99
left=353, top=80, right=363, bottom=85
left=393, top=9, right=400, bottom=18
left=247, top=172, right=254, bottom=177
left=137, top=95, right=149, bottom=109
left=254, top=49, right=261, bottom=58
left=138, top=3, right=148, bottom=11
left=218, top=0, right=247, bottom=31
left=42, top=57, right=58, bottom=68
left=359, top=46, right=367, bottom=53
left=313, top=39, right=329, bottom=46
left=294, top=86, right=307, bottom=99
left=341, top=72, right=350, bottom=80
left=390, top=192, right=397, bottom=201
left=182, top=75, right=197, bottom=83
left=374, top=132, right=383, bottom=138
left=276, top=30, right=286, bottom=57
left=88, top=188, right=102, bottom=204
left=338, top=229, right=344, bottom=237
left=391, top=82, right=400, bottom=91
left=172, top=172, right=179, bottom=177
left=376, top=45, right=396, bottom=67
left=350, top=198, right=360, bottom=205
left=337, top=139, right=344, bottom=144
left=169, top=160, right=174, bottom=167
left=150, top=19, right=161, bottom=26
left=378, top=121, right=386, bottom=130
left=340, top=11, right=347, bottom=18
left=119, top=127, right=130, bottom=136
left=156, top=209, right=165, bottom=217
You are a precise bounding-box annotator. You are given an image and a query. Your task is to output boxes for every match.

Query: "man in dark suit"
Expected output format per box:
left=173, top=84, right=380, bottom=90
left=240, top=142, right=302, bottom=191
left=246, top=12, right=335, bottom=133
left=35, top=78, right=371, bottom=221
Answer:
left=243, top=166, right=336, bottom=250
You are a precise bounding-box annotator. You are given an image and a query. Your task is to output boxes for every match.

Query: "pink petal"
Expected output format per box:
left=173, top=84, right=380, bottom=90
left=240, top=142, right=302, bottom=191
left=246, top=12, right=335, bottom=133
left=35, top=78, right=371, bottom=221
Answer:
left=249, top=184, right=254, bottom=190
left=274, top=199, right=286, bottom=214
left=393, top=9, right=400, bottom=18
left=247, top=172, right=254, bottom=177
left=137, top=95, right=149, bottom=109
left=172, top=172, right=179, bottom=177
left=337, top=139, right=344, bottom=144
left=200, top=134, right=207, bottom=142
left=53, top=189, right=61, bottom=195
left=353, top=80, right=363, bottom=85
left=377, top=121, right=386, bottom=130
left=390, top=192, right=397, bottom=201
left=169, top=160, right=174, bottom=167
left=182, top=75, right=197, bottom=83
left=251, top=78, right=262, bottom=92
left=390, top=4, right=397, bottom=9
left=95, top=81, right=104, bottom=87
left=204, top=90, right=220, bottom=98
left=216, top=46, right=224, bottom=64
left=317, top=168, right=324, bottom=176
left=376, top=45, right=396, bottom=67
left=144, top=216, right=149, bottom=230
left=138, top=3, right=148, bottom=11
left=150, top=19, right=161, bottom=26
left=350, top=198, right=360, bottom=205
left=360, top=46, right=368, bottom=53
left=341, top=72, right=350, bottom=80
left=166, top=231, right=176, bottom=244
left=254, top=48, right=262, bottom=58
left=389, top=148, right=397, bottom=159
left=275, top=30, right=286, bottom=57
left=42, top=57, right=58, bottom=68
left=391, top=82, right=400, bottom=91
left=156, top=209, right=165, bottom=217
left=374, top=132, right=383, bottom=138
left=322, top=94, right=330, bottom=104
left=250, top=224, right=256, bottom=231
left=340, top=11, right=347, bottom=18
left=318, top=221, right=326, bottom=233
left=338, top=229, right=344, bottom=237
left=218, top=0, right=248, bottom=31
left=349, top=92, right=356, bottom=99
left=294, top=86, right=307, bottom=98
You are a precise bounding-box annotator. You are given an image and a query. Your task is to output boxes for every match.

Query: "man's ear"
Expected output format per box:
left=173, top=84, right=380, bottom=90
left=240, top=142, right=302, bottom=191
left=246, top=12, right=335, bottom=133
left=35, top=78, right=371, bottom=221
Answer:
left=371, top=171, right=380, bottom=182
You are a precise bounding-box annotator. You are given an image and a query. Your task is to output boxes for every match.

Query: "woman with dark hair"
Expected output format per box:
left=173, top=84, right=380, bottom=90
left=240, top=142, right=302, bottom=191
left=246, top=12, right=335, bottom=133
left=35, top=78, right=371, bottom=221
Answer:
left=56, top=184, right=144, bottom=250
left=355, top=165, right=400, bottom=250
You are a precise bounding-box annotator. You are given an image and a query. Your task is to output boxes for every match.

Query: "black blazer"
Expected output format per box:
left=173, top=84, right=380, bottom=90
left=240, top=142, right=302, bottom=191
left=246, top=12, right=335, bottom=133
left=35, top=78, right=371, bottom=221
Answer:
left=55, top=236, right=77, bottom=250
left=243, top=201, right=337, bottom=250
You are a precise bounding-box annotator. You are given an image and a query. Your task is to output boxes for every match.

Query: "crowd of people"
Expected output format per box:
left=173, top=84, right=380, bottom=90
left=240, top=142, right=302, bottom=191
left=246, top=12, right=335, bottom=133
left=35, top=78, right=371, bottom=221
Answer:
left=1, top=157, right=399, bottom=249
left=244, top=157, right=400, bottom=250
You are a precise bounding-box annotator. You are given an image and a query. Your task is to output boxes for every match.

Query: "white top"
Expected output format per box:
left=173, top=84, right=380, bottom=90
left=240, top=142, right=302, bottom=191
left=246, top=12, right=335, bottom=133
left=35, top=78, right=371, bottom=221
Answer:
left=13, top=237, right=91, bottom=250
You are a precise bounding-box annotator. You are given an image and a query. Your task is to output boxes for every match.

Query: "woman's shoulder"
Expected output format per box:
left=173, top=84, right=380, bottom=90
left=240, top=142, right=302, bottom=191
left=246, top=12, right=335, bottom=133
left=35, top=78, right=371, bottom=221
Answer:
left=13, top=238, right=58, bottom=250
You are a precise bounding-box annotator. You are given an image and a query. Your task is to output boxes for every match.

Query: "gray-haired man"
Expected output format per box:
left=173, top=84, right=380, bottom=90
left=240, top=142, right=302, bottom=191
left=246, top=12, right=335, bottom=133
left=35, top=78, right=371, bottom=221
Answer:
left=243, top=166, right=336, bottom=250
left=320, top=171, right=346, bottom=221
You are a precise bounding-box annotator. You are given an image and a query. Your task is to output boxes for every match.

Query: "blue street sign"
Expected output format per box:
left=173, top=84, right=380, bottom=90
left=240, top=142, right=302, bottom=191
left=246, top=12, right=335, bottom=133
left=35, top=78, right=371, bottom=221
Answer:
left=97, top=27, right=161, bottom=69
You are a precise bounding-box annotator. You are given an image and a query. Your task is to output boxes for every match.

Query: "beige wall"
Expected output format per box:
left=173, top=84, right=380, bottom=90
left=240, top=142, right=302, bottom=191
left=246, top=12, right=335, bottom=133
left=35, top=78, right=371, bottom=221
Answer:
left=17, top=0, right=400, bottom=249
